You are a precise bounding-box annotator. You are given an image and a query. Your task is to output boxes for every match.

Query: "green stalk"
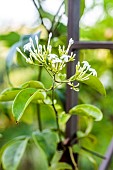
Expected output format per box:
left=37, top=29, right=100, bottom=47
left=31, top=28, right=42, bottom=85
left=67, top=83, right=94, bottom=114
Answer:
left=37, top=66, right=42, bottom=131
left=52, top=75, right=61, bottom=142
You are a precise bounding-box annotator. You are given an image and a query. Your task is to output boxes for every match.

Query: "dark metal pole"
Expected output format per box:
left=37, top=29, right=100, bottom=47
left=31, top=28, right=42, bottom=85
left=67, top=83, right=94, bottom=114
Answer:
left=71, top=41, right=113, bottom=50
left=99, top=138, right=113, bottom=170
left=66, top=0, right=80, bottom=139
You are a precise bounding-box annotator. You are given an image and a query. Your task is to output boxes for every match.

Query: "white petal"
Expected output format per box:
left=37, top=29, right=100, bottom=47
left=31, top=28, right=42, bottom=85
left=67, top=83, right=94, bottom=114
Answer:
left=69, top=38, right=74, bottom=45
left=89, top=68, right=97, bottom=76
left=48, top=54, right=58, bottom=60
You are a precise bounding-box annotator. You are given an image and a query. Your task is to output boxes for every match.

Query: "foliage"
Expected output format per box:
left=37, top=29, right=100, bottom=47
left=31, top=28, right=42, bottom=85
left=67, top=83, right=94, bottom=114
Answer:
left=0, top=31, right=105, bottom=170
left=0, top=0, right=113, bottom=169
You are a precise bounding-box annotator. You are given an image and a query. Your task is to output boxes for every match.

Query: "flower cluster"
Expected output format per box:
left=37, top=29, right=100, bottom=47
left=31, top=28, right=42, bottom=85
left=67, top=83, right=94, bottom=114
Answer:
left=75, top=61, right=97, bottom=81
left=16, top=33, right=75, bottom=75
left=16, top=33, right=97, bottom=92
left=68, top=61, right=97, bottom=91
left=69, top=61, right=97, bottom=82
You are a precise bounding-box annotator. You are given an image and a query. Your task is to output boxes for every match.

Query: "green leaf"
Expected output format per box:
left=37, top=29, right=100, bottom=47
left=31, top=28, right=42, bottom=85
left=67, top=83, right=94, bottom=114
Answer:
left=0, top=88, right=21, bottom=101
left=50, top=151, right=63, bottom=165
left=21, top=104, right=36, bottom=124
left=0, top=81, right=45, bottom=102
left=2, top=138, right=29, bottom=170
left=78, top=75, right=106, bottom=96
left=32, top=134, right=48, bottom=170
left=80, top=0, right=85, bottom=17
left=32, top=130, right=57, bottom=162
left=69, top=104, right=103, bottom=121
left=0, top=32, right=20, bottom=47
left=0, top=136, right=28, bottom=162
left=12, top=88, right=46, bottom=121
left=20, top=80, right=45, bottom=89
left=40, top=104, right=56, bottom=129
left=49, top=162, right=72, bottom=170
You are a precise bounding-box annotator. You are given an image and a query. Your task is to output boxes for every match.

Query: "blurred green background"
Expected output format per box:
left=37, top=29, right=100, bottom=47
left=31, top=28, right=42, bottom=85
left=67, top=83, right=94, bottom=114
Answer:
left=0, top=0, right=113, bottom=169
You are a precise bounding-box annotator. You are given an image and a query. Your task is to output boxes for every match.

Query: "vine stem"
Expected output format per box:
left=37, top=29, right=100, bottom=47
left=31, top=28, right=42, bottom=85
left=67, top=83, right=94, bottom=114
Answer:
left=69, top=147, right=78, bottom=170
left=32, top=0, right=46, bottom=30
left=52, top=75, right=61, bottom=142
left=51, top=0, right=64, bottom=32
left=37, top=66, right=42, bottom=131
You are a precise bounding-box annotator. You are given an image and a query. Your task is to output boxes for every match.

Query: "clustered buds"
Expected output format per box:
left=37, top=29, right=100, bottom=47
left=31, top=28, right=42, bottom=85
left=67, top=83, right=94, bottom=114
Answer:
left=17, top=33, right=97, bottom=91
left=16, top=33, right=75, bottom=75
left=68, top=61, right=97, bottom=91
left=75, top=61, right=97, bottom=81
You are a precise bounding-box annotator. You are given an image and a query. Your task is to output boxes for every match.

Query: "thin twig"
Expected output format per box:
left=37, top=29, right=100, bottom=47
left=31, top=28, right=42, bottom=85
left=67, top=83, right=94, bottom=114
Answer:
left=36, top=66, right=42, bottom=131
left=52, top=75, right=62, bottom=142
left=32, top=0, right=46, bottom=29
left=81, top=146, right=106, bottom=159
left=52, top=12, right=65, bottom=34
left=51, top=0, right=64, bottom=32
left=32, top=0, right=39, bottom=10
left=69, top=147, right=78, bottom=170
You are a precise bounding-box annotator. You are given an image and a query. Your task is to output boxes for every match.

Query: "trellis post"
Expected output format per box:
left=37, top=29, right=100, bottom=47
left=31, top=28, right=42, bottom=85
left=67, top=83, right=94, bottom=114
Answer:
left=66, top=0, right=80, bottom=139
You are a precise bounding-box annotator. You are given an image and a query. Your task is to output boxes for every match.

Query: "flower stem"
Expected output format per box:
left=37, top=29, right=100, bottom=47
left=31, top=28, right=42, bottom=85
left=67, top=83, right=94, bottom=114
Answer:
left=52, top=75, right=61, bottom=142
left=37, top=66, right=42, bottom=131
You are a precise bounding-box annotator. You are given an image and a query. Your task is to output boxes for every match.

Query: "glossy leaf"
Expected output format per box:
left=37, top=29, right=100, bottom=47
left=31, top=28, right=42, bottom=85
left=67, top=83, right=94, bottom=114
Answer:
left=69, top=104, right=103, bottom=121
left=21, top=104, right=36, bottom=124
left=32, top=130, right=57, bottom=162
left=12, top=88, right=46, bottom=121
left=32, top=134, right=48, bottom=170
left=0, top=88, right=21, bottom=101
left=2, top=138, right=29, bottom=170
left=50, top=151, right=63, bottom=165
left=20, top=80, right=45, bottom=89
left=40, top=104, right=56, bottom=129
left=0, top=80, right=45, bottom=102
left=78, top=75, right=106, bottom=96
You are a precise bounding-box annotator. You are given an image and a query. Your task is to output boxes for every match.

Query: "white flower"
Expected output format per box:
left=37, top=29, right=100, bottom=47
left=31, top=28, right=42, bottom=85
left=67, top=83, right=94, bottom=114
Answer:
left=60, top=54, right=70, bottom=62
left=69, top=38, right=74, bottom=46
left=89, top=68, right=97, bottom=76
left=23, top=42, right=32, bottom=52
left=38, top=45, right=42, bottom=53
left=26, top=58, right=33, bottom=64
left=16, top=47, right=21, bottom=53
left=47, top=32, right=52, bottom=52
left=82, top=61, right=90, bottom=70
left=75, top=61, right=97, bottom=81
left=66, top=38, right=74, bottom=54
left=52, top=58, right=62, bottom=64
left=48, top=54, right=58, bottom=60
left=16, top=47, right=27, bottom=60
